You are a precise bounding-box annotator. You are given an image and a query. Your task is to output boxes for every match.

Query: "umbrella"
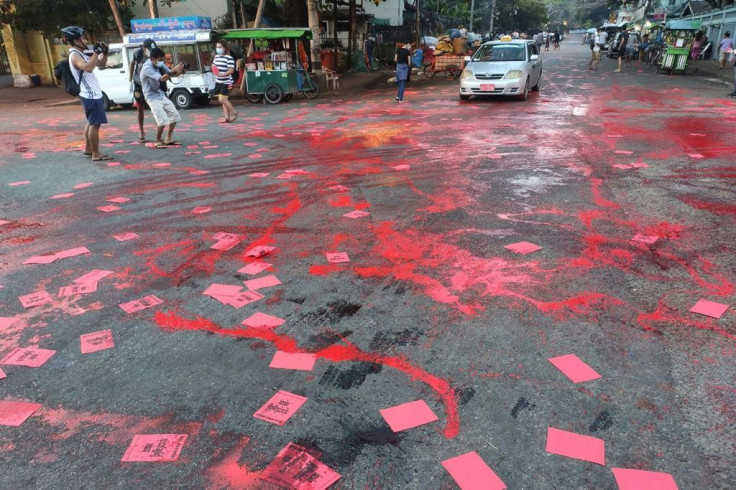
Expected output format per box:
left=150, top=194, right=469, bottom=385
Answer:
left=587, top=28, right=597, bottom=34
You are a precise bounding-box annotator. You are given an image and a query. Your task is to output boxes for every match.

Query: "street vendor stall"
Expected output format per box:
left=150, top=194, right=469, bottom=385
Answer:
left=657, top=20, right=702, bottom=74
left=218, top=28, right=319, bottom=104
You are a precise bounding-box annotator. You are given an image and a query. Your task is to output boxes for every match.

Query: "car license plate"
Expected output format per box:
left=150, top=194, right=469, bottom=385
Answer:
left=480, top=84, right=495, bottom=92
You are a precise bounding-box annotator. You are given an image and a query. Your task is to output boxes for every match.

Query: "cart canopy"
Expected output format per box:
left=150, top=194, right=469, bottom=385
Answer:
left=666, top=20, right=702, bottom=30
left=219, top=28, right=312, bottom=40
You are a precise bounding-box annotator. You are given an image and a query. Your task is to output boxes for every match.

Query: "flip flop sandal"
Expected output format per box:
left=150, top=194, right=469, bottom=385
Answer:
left=154, top=142, right=168, bottom=149
left=227, top=114, right=238, bottom=123
left=164, top=140, right=181, bottom=146
left=83, top=152, right=92, bottom=156
left=92, top=155, right=113, bottom=161
left=138, top=136, right=146, bottom=143
left=219, top=118, right=231, bottom=123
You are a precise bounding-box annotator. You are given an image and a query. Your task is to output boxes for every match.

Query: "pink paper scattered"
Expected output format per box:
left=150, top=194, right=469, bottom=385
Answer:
left=248, top=153, right=262, bottom=159
left=0, top=400, right=43, bottom=426
left=611, top=468, right=678, bottom=490
left=343, top=210, right=370, bottom=219
left=689, top=299, right=729, bottom=319
left=112, top=232, right=139, bottom=241
left=19, top=291, right=53, bottom=308
left=97, top=205, right=121, bottom=213
left=688, top=153, right=704, bottom=159
left=243, top=141, right=257, bottom=146
left=393, top=164, right=410, bottom=171
left=50, top=193, right=75, bottom=199
left=238, top=262, right=272, bottom=275
left=213, top=232, right=239, bottom=241
left=106, top=197, right=130, bottom=203
left=189, top=170, right=209, bottom=175
left=245, top=246, right=275, bottom=258
left=0, top=219, right=9, bottom=226
left=119, top=295, right=163, bottom=314
left=107, top=161, right=121, bottom=167
left=269, top=351, right=316, bottom=371
left=326, top=252, right=350, bottom=264
left=380, top=399, right=439, bottom=432
left=191, top=206, right=212, bottom=214
left=546, top=427, right=605, bottom=465
left=441, top=452, right=506, bottom=490
left=222, top=290, right=264, bottom=308
left=203, top=283, right=243, bottom=298
left=59, top=282, right=98, bottom=297
left=0, top=368, right=5, bottom=380
left=261, top=443, right=341, bottom=489
left=74, top=269, right=113, bottom=285
left=614, top=150, right=633, bottom=155
left=1, top=347, right=56, bottom=367
left=8, top=181, right=31, bottom=186
left=548, top=354, right=601, bottom=383
left=244, top=275, right=281, bottom=291
left=152, top=162, right=171, bottom=167
left=0, top=317, right=19, bottom=330
left=329, top=185, right=350, bottom=192
left=204, top=153, right=232, bottom=159
left=276, top=173, right=294, bottom=179
left=211, top=236, right=242, bottom=251
left=55, top=247, right=90, bottom=259
left=632, top=233, right=658, bottom=244
left=80, top=329, right=115, bottom=354
left=253, top=390, right=307, bottom=426
left=121, top=434, right=188, bottom=462
left=249, top=172, right=270, bottom=178
left=73, top=182, right=93, bottom=189
left=285, top=169, right=307, bottom=175
left=504, top=241, right=543, bottom=254
left=23, top=254, right=58, bottom=265
left=242, top=312, right=285, bottom=329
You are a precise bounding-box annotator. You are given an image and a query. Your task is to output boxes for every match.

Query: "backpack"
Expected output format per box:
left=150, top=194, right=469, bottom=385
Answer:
left=53, top=50, right=83, bottom=97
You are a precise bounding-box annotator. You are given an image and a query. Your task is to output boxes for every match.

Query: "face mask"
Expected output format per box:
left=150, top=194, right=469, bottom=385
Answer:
left=216, top=48, right=224, bottom=55
left=156, top=60, right=166, bottom=68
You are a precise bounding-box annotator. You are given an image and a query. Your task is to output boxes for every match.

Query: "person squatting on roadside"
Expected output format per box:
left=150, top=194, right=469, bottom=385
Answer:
left=140, top=47, right=187, bottom=148
left=129, top=38, right=156, bottom=143
left=62, top=26, right=112, bottom=162
left=212, top=42, right=239, bottom=123
left=395, top=42, right=411, bottom=103
left=718, top=31, right=733, bottom=69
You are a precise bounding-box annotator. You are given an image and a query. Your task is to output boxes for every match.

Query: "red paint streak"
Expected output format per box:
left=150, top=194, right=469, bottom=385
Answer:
left=155, top=311, right=461, bottom=438
left=590, top=178, right=621, bottom=209
left=204, top=436, right=261, bottom=488
left=529, top=292, right=625, bottom=320
left=679, top=196, right=736, bottom=215
left=309, top=264, right=343, bottom=276
left=328, top=195, right=371, bottom=210
left=637, top=301, right=736, bottom=340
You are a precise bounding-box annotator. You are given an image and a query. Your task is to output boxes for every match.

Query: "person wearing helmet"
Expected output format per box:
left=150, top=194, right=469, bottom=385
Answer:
left=129, top=38, right=156, bottom=143
left=61, top=26, right=112, bottom=161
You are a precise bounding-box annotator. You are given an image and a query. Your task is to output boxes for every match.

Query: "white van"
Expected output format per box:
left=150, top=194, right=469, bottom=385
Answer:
left=94, top=30, right=217, bottom=110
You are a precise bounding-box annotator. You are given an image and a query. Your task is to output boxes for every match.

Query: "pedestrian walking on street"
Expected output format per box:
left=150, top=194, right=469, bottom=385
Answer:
left=588, top=30, right=602, bottom=70
left=212, top=42, right=238, bottom=123
left=62, top=26, right=112, bottom=162
left=129, top=38, right=156, bottom=143
left=615, top=29, right=630, bottom=72
left=395, top=43, right=411, bottom=103
left=140, top=47, right=187, bottom=148
left=554, top=32, right=561, bottom=50
left=718, top=31, right=733, bottom=69
left=545, top=33, right=550, bottom=51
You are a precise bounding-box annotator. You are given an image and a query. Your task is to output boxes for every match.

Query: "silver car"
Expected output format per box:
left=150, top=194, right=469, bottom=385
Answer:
left=459, top=39, right=542, bottom=101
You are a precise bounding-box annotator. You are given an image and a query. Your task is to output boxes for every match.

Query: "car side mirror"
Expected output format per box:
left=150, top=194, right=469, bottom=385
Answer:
left=464, top=56, right=471, bottom=62
left=530, top=54, right=539, bottom=61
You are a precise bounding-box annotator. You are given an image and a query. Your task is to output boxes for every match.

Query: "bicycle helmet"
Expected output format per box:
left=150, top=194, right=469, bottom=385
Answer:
left=61, top=26, right=85, bottom=44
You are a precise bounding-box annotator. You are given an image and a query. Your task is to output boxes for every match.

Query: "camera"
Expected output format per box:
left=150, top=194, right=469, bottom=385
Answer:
left=182, top=62, right=190, bottom=70
left=93, top=42, right=109, bottom=55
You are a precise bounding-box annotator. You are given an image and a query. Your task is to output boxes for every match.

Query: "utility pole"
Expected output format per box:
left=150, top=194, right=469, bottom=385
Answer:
left=470, top=0, right=475, bottom=32
left=415, top=0, right=421, bottom=46
left=489, top=0, right=496, bottom=37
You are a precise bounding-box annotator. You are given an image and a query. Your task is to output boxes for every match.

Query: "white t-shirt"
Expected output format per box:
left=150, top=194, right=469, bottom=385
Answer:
left=69, top=49, right=102, bottom=100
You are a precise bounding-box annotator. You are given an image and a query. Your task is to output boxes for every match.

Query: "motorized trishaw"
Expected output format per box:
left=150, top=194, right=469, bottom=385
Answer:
left=657, top=20, right=702, bottom=74
left=218, top=28, right=319, bottom=104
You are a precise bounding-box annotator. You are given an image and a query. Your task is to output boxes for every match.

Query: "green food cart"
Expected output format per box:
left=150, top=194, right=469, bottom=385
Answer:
left=657, top=20, right=702, bottom=74
left=218, top=28, right=319, bottom=104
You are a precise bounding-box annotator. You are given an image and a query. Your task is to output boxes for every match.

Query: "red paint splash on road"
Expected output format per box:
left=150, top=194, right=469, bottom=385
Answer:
left=204, top=435, right=262, bottom=488
left=679, top=196, right=736, bottom=215
left=154, top=311, right=460, bottom=438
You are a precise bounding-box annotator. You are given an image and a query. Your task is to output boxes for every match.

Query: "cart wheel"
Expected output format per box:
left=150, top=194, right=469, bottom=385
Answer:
left=245, top=93, right=263, bottom=104
left=283, top=93, right=293, bottom=102
left=302, top=80, right=320, bottom=99
left=264, top=84, right=283, bottom=104
left=423, top=64, right=436, bottom=79
left=445, top=65, right=460, bottom=79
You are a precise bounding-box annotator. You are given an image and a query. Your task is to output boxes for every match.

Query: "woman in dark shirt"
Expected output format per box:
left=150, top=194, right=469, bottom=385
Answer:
left=395, top=43, right=411, bottom=102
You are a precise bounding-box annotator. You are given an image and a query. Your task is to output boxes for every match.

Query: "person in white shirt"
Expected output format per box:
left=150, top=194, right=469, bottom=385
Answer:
left=61, top=25, right=111, bottom=161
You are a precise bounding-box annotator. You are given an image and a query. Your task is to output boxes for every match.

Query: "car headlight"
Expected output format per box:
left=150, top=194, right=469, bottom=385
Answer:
left=461, top=69, right=474, bottom=80
left=504, top=70, right=523, bottom=79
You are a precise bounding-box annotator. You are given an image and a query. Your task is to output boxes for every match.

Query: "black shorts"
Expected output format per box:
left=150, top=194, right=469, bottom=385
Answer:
left=213, top=83, right=232, bottom=97
left=80, top=97, right=107, bottom=125
left=133, top=82, right=145, bottom=104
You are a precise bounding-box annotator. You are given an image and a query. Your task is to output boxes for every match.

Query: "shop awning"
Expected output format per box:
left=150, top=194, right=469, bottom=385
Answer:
left=666, top=20, right=702, bottom=30
left=219, top=28, right=312, bottom=40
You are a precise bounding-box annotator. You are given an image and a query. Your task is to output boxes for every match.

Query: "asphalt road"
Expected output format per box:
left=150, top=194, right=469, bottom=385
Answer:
left=1, top=42, right=734, bottom=489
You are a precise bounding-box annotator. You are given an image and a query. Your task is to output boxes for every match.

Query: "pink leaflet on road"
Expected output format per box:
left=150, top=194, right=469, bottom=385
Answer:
left=50, top=193, right=75, bottom=199
left=269, top=351, right=316, bottom=371
left=203, top=153, right=232, bottom=159
left=242, top=312, right=285, bottom=329
left=59, top=282, right=98, bottom=297
left=261, top=443, right=341, bottom=490
left=222, top=290, right=264, bottom=308
left=0, top=400, right=43, bottom=426
left=121, top=434, right=188, bottom=462
left=614, top=150, right=633, bottom=155
left=112, top=232, right=139, bottom=241
left=80, top=329, right=115, bottom=354
left=244, top=275, right=281, bottom=291
left=191, top=206, right=212, bottom=214
left=189, top=170, right=209, bottom=175
left=441, top=451, right=506, bottom=490
left=548, top=354, right=601, bottom=383
left=0, top=220, right=9, bottom=226
left=504, top=241, right=543, bottom=254
left=106, top=197, right=130, bottom=203
left=343, top=210, right=370, bottom=219
left=326, top=252, right=350, bottom=264
left=545, top=427, right=605, bottom=465
left=245, top=245, right=275, bottom=258
left=689, top=299, right=729, bottom=319
left=1, top=347, right=56, bottom=367
left=73, top=182, right=93, bottom=189
left=74, top=270, right=113, bottom=285
left=19, top=291, right=53, bottom=308
left=249, top=172, right=270, bottom=178
left=23, top=254, right=58, bottom=265
left=55, top=247, right=90, bottom=259
left=8, top=181, right=31, bottom=186
left=611, top=468, right=678, bottom=490
left=276, top=173, right=294, bottom=179
left=688, top=153, right=704, bottom=159
left=0, top=317, right=19, bottom=330
left=119, top=295, right=163, bottom=314
left=632, top=233, right=658, bottom=244
left=0, top=368, right=5, bottom=380
left=253, top=390, right=307, bottom=426
left=203, top=284, right=243, bottom=298
left=97, top=205, right=121, bottom=213
left=213, top=232, right=240, bottom=241
left=238, top=262, right=272, bottom=275
left=393, top=164, right=410, bottom=171
left=379, top=399, right=439, bottom=432
left=211, top=237, right=242, bottom=251
left=329, top=185, right=350, bottom=192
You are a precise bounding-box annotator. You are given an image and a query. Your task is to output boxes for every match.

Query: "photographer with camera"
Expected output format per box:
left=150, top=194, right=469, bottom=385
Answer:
left=61, top=25, right=112, bottom=161
left=129, top=38, right=156, bottom=143
left=139, top=47, right=187, bottom=149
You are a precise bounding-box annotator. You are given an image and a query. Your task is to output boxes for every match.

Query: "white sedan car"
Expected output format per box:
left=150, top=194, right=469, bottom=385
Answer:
left=459, top=39, right=542, bottom=101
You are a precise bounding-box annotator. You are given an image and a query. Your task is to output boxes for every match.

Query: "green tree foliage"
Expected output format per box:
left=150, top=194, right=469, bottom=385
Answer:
left=496, top=0, right=549, bottom=33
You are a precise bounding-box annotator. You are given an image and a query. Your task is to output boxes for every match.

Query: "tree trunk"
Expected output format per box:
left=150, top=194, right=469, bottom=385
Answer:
left=148, top=0, right=159, bottom=19
left=253, top=0, right=265, bottom=27
left=108, top=0, right=126, bottom=40
left=348, top=0, right=355, bottom=68
left=239, top=0, right=248, bottom=28
left=307, top=0, right=321, bottom=70
left=415, top=0, right=421, bottom=46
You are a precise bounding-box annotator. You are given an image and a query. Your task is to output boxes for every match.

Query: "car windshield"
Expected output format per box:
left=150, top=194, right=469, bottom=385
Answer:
left=473, top=45, right=526, bottom=62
